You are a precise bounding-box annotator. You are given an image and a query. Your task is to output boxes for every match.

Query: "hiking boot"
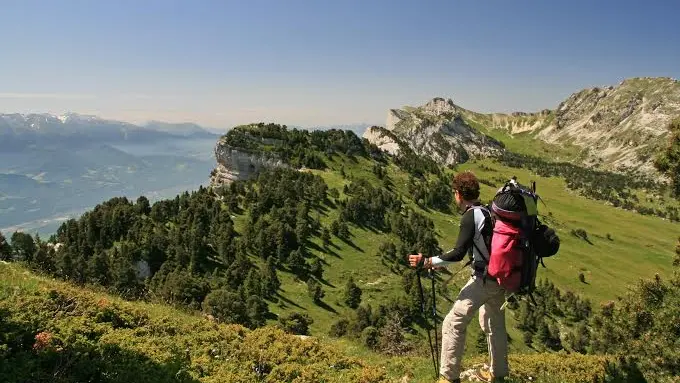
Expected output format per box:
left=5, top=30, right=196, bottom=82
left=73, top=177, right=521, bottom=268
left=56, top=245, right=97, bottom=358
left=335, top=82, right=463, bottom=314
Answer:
left=472, top=366, right=505, bottom=382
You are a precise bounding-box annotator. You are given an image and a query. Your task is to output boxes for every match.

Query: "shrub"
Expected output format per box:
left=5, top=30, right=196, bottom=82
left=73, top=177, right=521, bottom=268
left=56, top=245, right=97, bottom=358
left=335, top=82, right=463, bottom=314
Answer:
left=278, top=312, right=313, bottom=335
left=329, top=319, right=349, bottom=337
left=361, top=326, right=380, bottom=350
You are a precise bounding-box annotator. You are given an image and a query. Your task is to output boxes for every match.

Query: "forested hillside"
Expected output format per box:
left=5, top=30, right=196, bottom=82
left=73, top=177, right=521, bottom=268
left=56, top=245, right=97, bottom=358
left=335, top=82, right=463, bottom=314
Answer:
left=2, top=123, right=679, bottom=382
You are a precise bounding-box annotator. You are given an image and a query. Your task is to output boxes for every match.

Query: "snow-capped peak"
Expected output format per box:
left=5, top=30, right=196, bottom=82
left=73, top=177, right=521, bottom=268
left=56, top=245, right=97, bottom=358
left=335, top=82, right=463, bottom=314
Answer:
left=56, top=112, right=100, bottom=123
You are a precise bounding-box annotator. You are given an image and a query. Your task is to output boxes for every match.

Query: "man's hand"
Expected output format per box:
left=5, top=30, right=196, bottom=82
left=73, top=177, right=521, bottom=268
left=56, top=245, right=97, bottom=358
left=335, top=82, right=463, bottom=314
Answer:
left=408, top=253, right=424, bottom=268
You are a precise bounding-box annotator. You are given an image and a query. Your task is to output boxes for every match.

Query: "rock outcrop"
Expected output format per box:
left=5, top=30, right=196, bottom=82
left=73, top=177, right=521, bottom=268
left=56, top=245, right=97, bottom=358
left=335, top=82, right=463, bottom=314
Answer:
left=210, top=134, right=287, bottom=187
left=364, top=97, right=504, bottom=167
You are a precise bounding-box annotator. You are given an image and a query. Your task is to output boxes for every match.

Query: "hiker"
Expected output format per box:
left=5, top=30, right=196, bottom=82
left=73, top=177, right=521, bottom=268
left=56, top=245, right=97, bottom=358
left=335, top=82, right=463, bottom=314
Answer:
left=409, top=171, right=507, bottom=383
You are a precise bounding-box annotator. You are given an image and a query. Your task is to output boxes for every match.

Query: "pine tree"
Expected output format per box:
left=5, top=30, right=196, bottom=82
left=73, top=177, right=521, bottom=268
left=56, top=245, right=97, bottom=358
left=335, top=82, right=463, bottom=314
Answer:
left=330, top=220, right=340, bottom=237
left=523, top=331, right=533, bottom=347
left=111, top=246, right=140, bottom=298
left=288, top=248, right=307, bottom=277
left=87, top=251, right=111, bottom=285
left=0, top=232, right=11, bottom=261
left=570, top=322, right=590, bottom=354
left=343, top=277, right=362, bottom=309
left=547, top=323, right=563, bottom=351
left=246, top=295, right=269, bottom=328
left=11, top=232, right=36, bottom=262
left=202, top=289, right=248, bottom=325
left=321, top=227, right=331, bottom=248
left=295, top=203, right=309, bottom=245
left=352, top=305, right=373, bottom=335
left=378, top=313, right=410, bottom=356
left=135, top=196, right=151, bottom=215
left=244, top=269, right=262, bottom=297
left=536, top=320, right=550, bottom=348
left=278, top=312, right=313, bottom=335
left=310, top=257, right=323, bottom=279
left=57, top=249, right=76, bottom=280
left=653, top=118, right=680, bottom=196
left=338, top=221, right=350, bottom=240
left=32, top=242, right=55, bottom=274
left=307, top=278, right=324, bottom=303
left=261, top=256, right=280, bottom=298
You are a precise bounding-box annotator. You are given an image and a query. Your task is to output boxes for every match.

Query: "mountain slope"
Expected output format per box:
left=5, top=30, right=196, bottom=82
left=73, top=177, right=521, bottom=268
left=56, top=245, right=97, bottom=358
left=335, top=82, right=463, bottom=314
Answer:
left=370, top=77, right=680, bottom=176
left=0, top=262, right=388, bottom=383
left=489, top=77, right=680, bottom=174
left=3, top=123, right=680, bottom=382
left=364, top=98, right=504, bottom=166
left=1, top=261, right=620, bottom=383
left=17, top=124, right=677, bottom=337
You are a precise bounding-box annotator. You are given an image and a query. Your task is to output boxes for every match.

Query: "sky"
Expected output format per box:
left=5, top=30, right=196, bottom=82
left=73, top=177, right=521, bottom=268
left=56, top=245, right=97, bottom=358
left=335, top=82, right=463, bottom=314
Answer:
left=1, top=0, right=679, bottom=129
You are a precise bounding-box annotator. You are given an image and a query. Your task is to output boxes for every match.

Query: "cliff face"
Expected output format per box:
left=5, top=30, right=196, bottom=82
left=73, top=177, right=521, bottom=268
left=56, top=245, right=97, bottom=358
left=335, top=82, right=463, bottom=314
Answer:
left=363, top=97, right=504, bottom=167
left=210, top=135, right=287, bottom=187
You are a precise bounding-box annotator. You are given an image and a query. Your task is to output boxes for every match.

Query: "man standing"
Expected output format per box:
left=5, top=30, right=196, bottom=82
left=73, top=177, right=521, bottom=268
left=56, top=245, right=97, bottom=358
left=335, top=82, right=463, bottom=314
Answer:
left=409, top=171, right=507, bottom=383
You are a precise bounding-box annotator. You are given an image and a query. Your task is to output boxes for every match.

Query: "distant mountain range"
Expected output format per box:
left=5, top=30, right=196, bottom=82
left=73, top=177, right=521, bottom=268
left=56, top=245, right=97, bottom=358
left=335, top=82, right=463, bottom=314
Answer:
left=0, top=114, right=220, bottom=235
left=0, top=113, right=218, bottom=151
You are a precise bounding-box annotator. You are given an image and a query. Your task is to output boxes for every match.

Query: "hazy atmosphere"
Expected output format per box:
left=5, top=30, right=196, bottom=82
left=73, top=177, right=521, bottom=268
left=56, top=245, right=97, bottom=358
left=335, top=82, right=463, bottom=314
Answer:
left=3, top=2, right=680, bottom=383
left=2, top=0, right=679, bottom=128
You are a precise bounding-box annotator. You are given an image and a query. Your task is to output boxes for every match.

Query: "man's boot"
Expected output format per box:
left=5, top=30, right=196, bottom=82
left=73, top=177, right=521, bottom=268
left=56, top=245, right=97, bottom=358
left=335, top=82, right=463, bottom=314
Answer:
left=436, top=376, right=460, bottom=383
left=473, top=367, right=506, bottom=383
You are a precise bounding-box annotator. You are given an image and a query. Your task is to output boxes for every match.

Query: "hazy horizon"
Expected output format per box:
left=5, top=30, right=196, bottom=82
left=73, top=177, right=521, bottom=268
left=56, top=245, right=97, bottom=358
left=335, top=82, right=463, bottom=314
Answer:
left=2, top=0, right=679, bottom=128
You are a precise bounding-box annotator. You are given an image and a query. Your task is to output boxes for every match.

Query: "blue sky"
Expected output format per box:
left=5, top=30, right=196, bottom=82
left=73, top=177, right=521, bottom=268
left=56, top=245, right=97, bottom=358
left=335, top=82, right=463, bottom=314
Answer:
left=1, top=0, right=679, bottom=128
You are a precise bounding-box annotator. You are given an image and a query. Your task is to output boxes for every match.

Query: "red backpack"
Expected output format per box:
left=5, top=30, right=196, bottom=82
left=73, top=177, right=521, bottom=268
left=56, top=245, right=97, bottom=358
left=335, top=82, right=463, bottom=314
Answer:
left=488, top=219, right=524, bottom=292
left=485, top=178, right=559, bottom=296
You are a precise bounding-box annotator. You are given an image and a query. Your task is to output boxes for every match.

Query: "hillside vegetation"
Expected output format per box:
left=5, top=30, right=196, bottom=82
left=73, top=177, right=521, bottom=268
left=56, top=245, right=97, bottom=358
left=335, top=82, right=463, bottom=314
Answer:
left=2, top=123, right=680, bottom=382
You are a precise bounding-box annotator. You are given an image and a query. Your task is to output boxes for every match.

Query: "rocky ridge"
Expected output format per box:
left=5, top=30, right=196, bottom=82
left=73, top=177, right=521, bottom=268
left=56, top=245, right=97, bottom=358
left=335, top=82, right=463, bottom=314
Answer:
left=364, top=97, right=505, bottom=167
left=367, top=77, right=680, bottom=175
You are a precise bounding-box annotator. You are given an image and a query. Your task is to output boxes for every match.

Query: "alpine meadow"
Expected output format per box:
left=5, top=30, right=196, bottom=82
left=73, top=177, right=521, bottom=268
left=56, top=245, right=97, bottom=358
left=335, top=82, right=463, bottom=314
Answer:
left=2, top=76, right=680, bottom=383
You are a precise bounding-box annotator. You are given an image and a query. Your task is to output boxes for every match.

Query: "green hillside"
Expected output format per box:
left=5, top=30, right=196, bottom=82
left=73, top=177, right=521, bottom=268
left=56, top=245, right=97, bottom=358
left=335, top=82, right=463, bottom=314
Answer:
left=1, top=261, right=624, bottom=383
left=2, top=123, right=679, bottom=382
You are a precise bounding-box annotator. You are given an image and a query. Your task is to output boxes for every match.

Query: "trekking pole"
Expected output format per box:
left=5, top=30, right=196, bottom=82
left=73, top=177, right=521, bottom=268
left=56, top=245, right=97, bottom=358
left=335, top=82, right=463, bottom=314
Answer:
left=416, top=265, right=438, bottom=378
left=429, top=268, right=440, bottom=373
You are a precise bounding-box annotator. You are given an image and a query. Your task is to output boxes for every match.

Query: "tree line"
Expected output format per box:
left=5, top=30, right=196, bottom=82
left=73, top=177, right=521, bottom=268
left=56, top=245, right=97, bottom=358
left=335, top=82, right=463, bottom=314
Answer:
left=496, top=151, right=679, bottom=221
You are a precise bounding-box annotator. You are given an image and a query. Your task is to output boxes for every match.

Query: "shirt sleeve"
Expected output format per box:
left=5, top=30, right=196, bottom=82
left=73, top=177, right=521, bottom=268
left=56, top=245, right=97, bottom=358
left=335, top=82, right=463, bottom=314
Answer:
left=437, top=210, right=475, bottom=263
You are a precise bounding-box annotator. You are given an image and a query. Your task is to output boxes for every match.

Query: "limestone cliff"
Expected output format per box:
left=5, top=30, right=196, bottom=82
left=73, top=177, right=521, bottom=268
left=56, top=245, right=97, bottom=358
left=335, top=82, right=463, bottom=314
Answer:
left=210, top=133, right=287, bottom=187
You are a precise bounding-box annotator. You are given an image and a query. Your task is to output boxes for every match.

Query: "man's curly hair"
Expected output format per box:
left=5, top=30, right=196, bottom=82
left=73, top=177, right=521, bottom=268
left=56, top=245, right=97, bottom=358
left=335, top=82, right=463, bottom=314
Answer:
left=451, top=171, right=480, bottom=200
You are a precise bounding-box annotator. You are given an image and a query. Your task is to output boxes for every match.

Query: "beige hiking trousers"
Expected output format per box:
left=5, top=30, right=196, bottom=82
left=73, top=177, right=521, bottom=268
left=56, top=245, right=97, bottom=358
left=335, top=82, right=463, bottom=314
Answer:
left=440, top=275, right=508, bottom=381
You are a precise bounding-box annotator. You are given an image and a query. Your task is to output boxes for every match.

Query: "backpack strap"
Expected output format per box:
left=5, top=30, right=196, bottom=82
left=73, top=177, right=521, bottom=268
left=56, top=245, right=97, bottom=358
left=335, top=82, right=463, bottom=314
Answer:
left=468, top=205, right=493, bottom=280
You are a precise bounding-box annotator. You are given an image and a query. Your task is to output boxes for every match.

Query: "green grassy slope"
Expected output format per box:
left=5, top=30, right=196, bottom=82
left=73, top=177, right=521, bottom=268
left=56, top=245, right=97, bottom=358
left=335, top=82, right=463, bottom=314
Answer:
left=271, top=155, right=677, bottom=320
left=0, top=262, right=614, bottom=383
left=233, top=152, right=678, bottom=366
left=458, top=159, right=677, bottom=301
left=0, top=262, right=388, bottom=383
